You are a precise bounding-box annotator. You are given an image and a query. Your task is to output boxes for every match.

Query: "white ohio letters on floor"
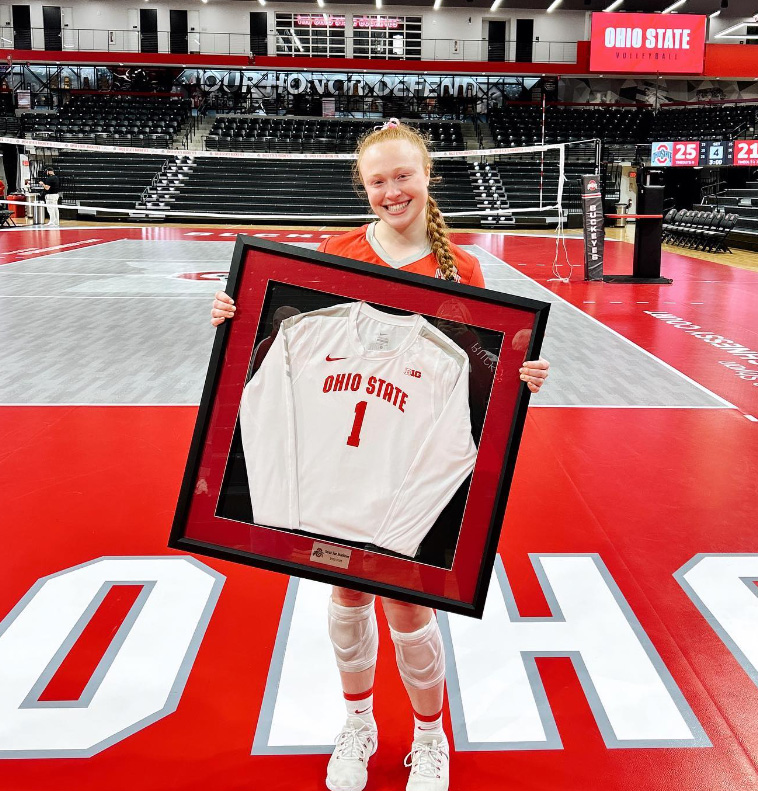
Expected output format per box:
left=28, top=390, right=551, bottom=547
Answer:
left=440, top=554, right=708, bottom=749
left=0, top=557, right=223, bottom=757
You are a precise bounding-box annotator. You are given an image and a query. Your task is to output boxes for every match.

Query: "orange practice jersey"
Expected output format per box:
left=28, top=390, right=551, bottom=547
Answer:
left=319, top=224, right=485, bottom=287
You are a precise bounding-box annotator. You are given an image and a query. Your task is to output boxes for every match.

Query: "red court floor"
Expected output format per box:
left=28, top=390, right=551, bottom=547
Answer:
left=1, top=225, right=757, bottom=791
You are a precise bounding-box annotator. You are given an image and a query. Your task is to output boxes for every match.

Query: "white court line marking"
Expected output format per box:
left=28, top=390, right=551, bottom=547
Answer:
left=745, top=415, right=758, bottom=422
left=1, top=224, right=173, bottom=231
left=0, top=272, right=223, bottom=277
left=0, top=403, right=203, bottom=407
left=0, top=239, right=102, bottom=257
left=472, top=244, right=737, bottom=410
left=0, top=295, right=210, bottom=299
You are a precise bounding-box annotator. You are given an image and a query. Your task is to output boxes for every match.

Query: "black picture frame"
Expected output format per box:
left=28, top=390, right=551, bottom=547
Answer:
left=168, top=235, right=550, bottom=617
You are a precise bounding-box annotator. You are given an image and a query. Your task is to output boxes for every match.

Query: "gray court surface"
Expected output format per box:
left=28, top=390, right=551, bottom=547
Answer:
left=0, top=238, right=731, bottom=408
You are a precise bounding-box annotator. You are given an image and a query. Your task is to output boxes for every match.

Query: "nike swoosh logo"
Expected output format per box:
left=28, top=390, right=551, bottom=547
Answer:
left=326, top=355, right=347, bottom=362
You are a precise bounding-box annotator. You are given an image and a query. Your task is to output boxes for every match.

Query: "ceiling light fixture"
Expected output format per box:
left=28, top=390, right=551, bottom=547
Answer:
left=258, top=0, right=266, bottom=5
left=376, top=0, right=382, bottom=8
left=547, top=0, right=563, bottom=12
left=662, top=0, right=686, bottom=12
left=604, top=0, right=623, bottom=10
left=434, top=0, right=443, bottom=8
left=317, top=0, right=325, bottom=6
left=490, top=0, right=503, bottom=9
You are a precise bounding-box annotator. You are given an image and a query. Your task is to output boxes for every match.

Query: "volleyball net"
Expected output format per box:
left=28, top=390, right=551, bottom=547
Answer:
left=0, top=135, right=600, bottom=229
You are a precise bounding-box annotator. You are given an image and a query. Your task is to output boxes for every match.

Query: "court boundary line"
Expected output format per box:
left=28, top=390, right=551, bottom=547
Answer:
left=471, top=244, right=738, bottom=411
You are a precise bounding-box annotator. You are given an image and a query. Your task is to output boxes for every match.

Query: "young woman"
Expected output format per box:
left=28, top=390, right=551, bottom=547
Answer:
left=211, top=120, right=549, bottom=791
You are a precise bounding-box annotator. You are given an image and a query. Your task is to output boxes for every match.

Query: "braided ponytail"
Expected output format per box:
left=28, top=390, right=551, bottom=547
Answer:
left=426, top=195, right=458, bottom=282
left=354, top=119, right=460, bottom=283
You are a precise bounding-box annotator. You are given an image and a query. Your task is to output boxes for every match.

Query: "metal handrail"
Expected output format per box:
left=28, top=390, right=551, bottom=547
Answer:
left=3, top=27, right=579, bottom=63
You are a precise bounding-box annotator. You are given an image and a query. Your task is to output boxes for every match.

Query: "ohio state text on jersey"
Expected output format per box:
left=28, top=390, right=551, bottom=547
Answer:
left=239, top=301, right=477, bottom=557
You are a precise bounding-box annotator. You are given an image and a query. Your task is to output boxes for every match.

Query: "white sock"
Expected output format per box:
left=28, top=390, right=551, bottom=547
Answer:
left=413, top=709, right=444, bottom=739
left=345, top=689, right=375, bottom=727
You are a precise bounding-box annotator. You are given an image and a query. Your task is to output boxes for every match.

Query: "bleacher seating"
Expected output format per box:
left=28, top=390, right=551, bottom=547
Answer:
left=50, top=150, right=168, bottom=213
left=471, top=150, right=593, bottom=226
left=700, top=175, right=758, bottom=236
left=487, top=102, right=756, bottom=150
left=662, top=208, right=737, bottom=252
left=651, top=104, right=755, bottom=142
left=488, top=105, right=653, bottom=148
left=205, top=117, right=465, bottom=154
left=138, top=155, right=481, bottom=226
left=21, top=95, right=190, bottom=148
left=0, top=113, right=21, bottom=137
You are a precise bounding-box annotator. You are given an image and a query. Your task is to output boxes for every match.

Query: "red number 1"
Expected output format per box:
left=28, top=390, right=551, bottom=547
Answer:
left=347, top=401, right=367, bottom=447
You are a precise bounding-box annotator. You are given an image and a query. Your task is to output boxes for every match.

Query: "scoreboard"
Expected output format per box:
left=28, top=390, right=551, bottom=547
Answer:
left=650, top=140, right=757, bottom=167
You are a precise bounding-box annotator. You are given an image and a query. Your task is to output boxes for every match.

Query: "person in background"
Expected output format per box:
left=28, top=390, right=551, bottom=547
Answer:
left=38, top=166, right=61, bottom=226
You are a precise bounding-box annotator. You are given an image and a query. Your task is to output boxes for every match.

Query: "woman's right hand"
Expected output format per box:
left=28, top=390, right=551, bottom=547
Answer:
left=211, top=290, right=236, bottom=326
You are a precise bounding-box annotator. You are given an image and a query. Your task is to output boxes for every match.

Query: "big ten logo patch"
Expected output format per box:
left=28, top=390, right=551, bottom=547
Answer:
left=404, top=368, right=421, bottom=378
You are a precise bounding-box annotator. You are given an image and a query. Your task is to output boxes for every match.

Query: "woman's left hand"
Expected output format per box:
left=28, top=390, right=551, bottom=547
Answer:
left=520, top=357, right=549, bottom=394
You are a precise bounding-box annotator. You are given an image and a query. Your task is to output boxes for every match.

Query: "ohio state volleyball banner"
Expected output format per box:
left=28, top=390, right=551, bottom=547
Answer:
left=589, top=13, right=706, bottom=74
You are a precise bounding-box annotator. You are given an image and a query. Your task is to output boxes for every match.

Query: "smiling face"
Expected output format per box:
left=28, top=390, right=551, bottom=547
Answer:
left=358, top=138, right=430, bottom=237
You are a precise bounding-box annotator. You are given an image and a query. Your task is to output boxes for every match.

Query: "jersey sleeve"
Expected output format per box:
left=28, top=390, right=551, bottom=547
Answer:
left=374, top=348, right=477, bottom=557
left=467, top=259, right=485, bottom=288
left=458, top=248, right=485, bottom=287
left=238, top=324, right=302, bottom=530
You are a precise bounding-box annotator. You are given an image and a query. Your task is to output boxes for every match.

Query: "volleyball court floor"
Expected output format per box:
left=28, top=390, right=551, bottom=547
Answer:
left=1, top=223, right=757, bottom=791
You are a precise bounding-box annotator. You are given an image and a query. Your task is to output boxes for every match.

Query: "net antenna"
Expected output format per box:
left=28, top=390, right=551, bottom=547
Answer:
left=547, top=136, right=602, bottom=284
left=548, top=141, right=573, bottom=284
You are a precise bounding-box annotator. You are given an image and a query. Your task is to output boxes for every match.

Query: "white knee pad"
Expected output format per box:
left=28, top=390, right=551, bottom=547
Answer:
left=389, top=616, right=446, bottom=690
left=328, top=598, right=379, bottom=674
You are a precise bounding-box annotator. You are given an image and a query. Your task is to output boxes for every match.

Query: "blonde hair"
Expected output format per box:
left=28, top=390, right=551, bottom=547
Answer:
left=353, top=120, right=459, bottom=282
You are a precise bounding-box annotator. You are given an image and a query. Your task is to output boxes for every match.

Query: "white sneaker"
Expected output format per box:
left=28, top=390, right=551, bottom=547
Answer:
left=404, top=733, right=449, bottom=791
left=325, top=717, right=378, bottom=791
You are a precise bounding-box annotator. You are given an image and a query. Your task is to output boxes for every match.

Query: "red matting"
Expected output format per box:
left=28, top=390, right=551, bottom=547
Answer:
left=0, top=405, right=757, bottom=790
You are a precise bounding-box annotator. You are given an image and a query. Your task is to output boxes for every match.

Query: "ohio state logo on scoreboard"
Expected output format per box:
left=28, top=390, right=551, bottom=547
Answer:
left=589, top=13, right=706, bottom=74
left=651, top=142, right=673, bottom=167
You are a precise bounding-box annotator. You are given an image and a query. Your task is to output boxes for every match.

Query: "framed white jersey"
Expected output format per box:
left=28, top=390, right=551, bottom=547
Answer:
left=170, top=237, right=549, bottom=617
left=239, top=301, right=477, bottom=558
